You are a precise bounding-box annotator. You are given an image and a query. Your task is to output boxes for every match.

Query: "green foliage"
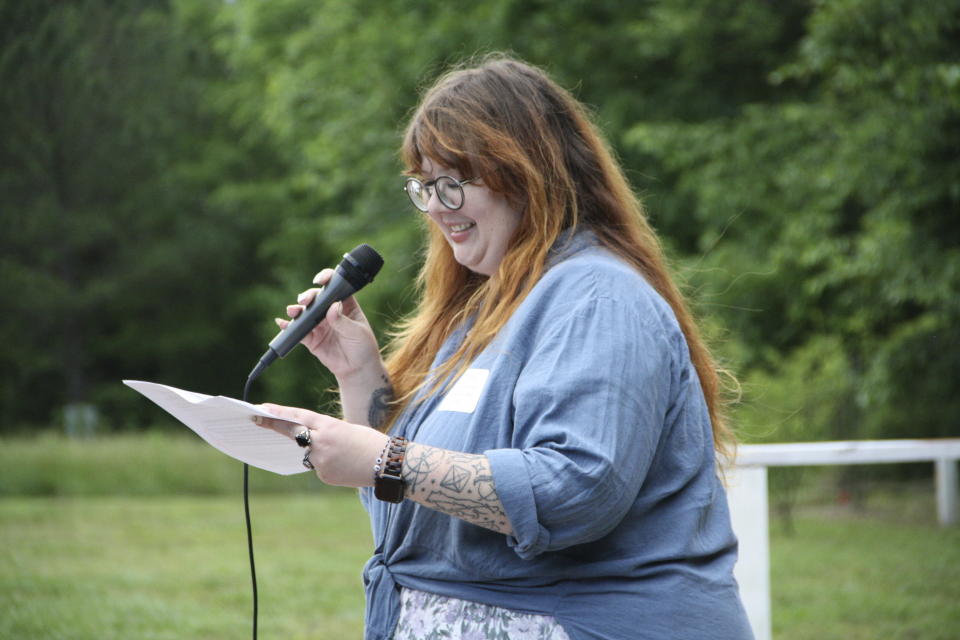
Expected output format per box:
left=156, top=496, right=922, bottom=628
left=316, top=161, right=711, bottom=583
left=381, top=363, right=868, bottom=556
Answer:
left=735, top=336, right=853, bottom=444
left=1, top=0, right=957, bottom=442
left=0, top=0, right=277, bottom=426
left=627, top=0, right=960, bottom=442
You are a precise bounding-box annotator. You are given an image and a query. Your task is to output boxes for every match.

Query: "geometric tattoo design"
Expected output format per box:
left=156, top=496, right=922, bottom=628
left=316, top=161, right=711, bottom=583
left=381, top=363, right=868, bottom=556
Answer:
left=403, top=444, right=512, bottom=534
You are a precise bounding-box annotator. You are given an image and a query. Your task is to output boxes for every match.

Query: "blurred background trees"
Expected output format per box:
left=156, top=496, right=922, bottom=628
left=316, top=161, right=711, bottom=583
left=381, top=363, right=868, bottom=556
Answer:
left=1, top=0, right=957, bottom=445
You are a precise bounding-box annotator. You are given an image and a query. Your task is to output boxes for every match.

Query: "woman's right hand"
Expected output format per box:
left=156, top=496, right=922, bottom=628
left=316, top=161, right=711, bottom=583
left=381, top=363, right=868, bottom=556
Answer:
left=277, top=268, right=383, bottom=381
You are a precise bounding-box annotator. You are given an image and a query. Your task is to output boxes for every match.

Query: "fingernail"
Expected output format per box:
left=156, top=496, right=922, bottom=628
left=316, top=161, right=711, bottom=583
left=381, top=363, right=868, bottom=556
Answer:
left=253, top=416, right=262, bottom=426
left=297, top=292, right=307, bottom=303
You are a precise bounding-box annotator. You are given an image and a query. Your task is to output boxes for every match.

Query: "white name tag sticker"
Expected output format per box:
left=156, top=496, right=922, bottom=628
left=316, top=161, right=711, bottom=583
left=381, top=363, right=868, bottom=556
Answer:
left=437, top=368, right=490, bottom=414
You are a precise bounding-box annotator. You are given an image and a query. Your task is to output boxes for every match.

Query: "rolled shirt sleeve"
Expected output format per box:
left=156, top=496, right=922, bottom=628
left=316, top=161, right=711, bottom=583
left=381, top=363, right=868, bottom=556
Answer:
left=486, top=294, right=675, bottom=559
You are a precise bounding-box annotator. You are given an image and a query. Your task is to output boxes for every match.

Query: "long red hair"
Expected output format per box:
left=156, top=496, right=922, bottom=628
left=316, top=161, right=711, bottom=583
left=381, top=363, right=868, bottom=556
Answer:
left=385, top=54, right=735, bottom=458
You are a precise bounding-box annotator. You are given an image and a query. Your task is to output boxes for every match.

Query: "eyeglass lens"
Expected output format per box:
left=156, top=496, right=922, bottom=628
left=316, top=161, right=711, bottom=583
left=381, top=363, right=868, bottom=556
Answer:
left=405, top=176, right=465, bottom=211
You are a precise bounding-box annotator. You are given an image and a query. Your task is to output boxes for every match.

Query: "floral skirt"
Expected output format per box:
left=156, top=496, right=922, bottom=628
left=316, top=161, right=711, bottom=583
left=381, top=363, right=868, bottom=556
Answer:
left=391, top=587, right=571, bottom=640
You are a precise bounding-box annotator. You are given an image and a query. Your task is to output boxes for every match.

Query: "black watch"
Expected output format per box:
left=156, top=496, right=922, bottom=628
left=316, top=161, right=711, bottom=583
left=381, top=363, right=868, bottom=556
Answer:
left=374, top=436, right=407, bottom=503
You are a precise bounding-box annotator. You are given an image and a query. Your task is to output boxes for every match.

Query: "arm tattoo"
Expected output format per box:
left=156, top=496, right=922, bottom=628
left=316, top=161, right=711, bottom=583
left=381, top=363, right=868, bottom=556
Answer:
left=403, top=444, right=513, bottom=535
left=367, top=375, right=393, bottom=428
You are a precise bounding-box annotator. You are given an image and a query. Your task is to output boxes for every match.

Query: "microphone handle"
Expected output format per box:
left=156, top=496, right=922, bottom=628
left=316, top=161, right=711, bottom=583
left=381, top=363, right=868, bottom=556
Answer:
left=267, top=268, right=357, bottom=359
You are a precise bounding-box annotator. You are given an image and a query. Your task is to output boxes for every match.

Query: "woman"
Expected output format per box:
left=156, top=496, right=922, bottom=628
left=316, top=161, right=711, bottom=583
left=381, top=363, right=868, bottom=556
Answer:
left=255, top=54, right=754, bottom=640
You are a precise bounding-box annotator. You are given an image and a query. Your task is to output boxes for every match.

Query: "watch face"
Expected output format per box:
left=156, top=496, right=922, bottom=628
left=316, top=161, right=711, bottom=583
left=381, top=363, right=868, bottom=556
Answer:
left=375, top=435, right=408, bottom=503
left=375, top=477, right=404, bottom=503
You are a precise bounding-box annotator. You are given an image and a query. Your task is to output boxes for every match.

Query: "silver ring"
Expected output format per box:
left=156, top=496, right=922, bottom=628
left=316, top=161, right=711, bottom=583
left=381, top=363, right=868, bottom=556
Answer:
left=295, top=430, right=312, bottom=448
left=302, top=451, right=314, bottom=470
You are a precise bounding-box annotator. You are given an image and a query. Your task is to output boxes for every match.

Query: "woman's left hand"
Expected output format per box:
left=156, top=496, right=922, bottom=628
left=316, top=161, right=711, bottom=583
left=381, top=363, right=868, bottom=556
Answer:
left=253, top=404, right=389, bottom=488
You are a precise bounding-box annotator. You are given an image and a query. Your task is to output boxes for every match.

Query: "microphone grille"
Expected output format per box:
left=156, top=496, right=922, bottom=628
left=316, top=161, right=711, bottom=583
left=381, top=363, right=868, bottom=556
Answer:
left=344, top=244, right=385, bottom=283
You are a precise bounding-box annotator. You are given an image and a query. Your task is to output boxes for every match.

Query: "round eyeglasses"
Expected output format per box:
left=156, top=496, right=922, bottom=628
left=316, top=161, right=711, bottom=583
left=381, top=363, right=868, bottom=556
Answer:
left=404, top=176, right=477, bottom=212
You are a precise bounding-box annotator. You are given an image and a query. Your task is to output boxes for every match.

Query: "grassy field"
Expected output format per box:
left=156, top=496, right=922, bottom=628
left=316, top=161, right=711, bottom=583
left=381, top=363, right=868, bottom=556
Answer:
left=0, top=493, right=371, bottom=639
left=0, top=432, right=323, bottom=497
left=2, top=434, right=959, bottom=639
left=770, top=514, right=960, bottom=639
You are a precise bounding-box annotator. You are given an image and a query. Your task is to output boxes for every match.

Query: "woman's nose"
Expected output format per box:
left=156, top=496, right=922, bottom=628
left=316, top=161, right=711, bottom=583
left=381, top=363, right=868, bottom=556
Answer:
left=426, top=189, right=450, bottom=215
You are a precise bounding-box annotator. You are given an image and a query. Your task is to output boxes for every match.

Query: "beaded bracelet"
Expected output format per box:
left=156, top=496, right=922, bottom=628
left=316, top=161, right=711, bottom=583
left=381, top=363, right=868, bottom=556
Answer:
left=372, top=439, right=392, bottom=483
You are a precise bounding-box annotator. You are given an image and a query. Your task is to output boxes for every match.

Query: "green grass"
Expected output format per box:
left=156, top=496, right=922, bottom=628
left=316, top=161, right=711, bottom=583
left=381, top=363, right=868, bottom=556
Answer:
left=770, top=514, right=960, bottom=639
left=0, top=432, right=324, bottom=496
left=2, top=434, right=959, bottom=638
left=4, top=497, right=957, bottom=640
left=1, top=493, right=371, bottom=639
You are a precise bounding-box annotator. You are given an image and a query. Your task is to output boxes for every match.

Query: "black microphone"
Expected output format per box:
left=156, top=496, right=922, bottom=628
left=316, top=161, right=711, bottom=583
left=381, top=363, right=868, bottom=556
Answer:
left=251, top=244, right=384, bottom=376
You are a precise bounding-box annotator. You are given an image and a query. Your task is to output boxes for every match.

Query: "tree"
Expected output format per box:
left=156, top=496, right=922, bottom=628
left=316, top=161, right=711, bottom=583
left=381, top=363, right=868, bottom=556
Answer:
left=0, top=0, right=278, bottom=428
left=3, top=0, right=956, bottom=443
left=625, top=0, right=960, bottom=441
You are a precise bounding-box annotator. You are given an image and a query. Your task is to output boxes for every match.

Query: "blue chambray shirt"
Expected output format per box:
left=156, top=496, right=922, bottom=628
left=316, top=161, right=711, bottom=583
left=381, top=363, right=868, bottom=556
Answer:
left=360, top=230, right=753, bottom=640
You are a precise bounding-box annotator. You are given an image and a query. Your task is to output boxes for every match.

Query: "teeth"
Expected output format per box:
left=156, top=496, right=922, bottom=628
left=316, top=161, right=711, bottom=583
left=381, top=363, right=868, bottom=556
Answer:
left=450, top=222, right=475, bottom=232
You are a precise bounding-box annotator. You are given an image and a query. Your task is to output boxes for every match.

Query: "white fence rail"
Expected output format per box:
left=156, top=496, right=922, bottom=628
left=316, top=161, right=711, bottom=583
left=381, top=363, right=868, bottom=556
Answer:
left=725, top=438, right=960, bottom=640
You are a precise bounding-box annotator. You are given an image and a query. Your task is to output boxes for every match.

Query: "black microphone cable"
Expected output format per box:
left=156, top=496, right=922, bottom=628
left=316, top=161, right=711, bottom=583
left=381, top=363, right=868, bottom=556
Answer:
left=236, top=244, right=382, bottom=640
left=242, top=360, right=269, bottom=640
left=243, top=463, right=257, bottom=640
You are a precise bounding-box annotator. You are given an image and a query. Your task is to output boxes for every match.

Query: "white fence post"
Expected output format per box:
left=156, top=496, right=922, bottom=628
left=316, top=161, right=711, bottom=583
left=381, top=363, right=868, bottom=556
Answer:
left=935, top=458, right=958, bottom=526
left=727, top=465, right=771, bottom=640
left=727, top=438, right=960, bottom=640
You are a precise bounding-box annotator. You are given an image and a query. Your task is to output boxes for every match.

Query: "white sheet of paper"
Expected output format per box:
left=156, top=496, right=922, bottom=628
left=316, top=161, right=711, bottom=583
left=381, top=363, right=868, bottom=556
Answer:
left=437, top=368, right=490, bottom=414
left=123, top=380, right=309, bottom=475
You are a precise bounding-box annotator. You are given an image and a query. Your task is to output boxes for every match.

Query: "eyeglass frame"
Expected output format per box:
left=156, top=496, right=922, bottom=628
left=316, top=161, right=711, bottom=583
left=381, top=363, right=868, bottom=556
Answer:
left=404, top=175, right=478, bottom=212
